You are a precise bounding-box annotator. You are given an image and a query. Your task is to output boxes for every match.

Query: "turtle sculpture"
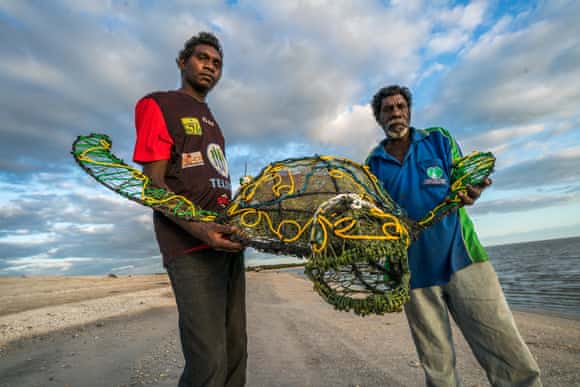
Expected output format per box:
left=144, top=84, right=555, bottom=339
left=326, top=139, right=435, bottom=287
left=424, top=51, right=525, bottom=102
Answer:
left=72, top=133, right=495, bottom=316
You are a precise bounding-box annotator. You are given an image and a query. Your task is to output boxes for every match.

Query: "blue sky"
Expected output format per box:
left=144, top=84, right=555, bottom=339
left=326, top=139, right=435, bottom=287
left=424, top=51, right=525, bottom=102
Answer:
left=1, top=0, right=579, bottom=275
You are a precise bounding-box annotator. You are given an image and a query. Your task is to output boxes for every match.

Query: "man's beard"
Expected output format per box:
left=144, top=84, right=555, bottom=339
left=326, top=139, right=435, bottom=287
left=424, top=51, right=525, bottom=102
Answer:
left=385, top=124, right=409, bottom=140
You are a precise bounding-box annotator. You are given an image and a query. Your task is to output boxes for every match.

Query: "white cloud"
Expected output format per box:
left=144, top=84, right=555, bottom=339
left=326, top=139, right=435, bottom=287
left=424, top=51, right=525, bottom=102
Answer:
left=78, top=224, right=115, bottom=234
left=1, top=0, right=498, bottom=159
left=1, top=256, right=94, bottom=272
left=111, top=264, right=135, bottom=272
left=0, top=57, right=66, bottom=88
left=423, top=3, right=580, bottom=130
left=241, top=0, right=431, bottom=79
left=416, top=62, right=446, bottom=84
left=0, top=232, right=57, bottom=245
left=436, top=1, right=488, bottom=31
left=135, top=213, right=153, bottom=226
left=471, top=192, right=580, bottom=215
left=0, top=203, right=25, bottom=217
left=462, top=123, right=545, bottom=154
left=313, top=104, right=381, bottom=158
left=560, top=146, right=580, bottom=158
left=428, top=30, right=469, bottom=55
left=491, top=151, right=580, bottom=190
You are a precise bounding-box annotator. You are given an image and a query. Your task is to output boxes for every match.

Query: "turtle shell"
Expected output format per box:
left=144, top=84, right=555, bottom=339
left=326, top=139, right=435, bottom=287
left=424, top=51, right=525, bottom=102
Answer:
left=224, top=155, right=408, bottom=257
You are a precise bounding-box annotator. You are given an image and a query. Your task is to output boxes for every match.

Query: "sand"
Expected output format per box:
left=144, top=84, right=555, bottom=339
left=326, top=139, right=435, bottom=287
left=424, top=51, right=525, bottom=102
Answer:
left=0, top=272, right=578, bottom=386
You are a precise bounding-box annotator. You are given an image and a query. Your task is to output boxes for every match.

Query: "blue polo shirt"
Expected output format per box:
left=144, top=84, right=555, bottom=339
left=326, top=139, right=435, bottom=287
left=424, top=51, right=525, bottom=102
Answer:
left=366, top=127, right=488, bottom=289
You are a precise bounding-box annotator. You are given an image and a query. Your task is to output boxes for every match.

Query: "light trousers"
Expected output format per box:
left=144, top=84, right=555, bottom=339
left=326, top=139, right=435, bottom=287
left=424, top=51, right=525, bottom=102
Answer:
left=405, top=261, right=541, bottom=387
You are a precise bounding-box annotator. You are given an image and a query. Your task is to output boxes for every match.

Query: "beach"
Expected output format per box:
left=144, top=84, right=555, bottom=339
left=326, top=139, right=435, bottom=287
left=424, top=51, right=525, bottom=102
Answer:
left=0, top=272, right=579, bottom=386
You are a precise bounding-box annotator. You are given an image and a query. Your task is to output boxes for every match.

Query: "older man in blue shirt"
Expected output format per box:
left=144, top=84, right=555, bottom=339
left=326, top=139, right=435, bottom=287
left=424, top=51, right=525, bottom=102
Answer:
left=366, top=85, right=541, bottom=387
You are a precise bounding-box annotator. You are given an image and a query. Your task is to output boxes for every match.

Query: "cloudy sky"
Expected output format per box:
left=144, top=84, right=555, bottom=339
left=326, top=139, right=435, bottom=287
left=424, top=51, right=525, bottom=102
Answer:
left=1, top=0, right=579, bottom=276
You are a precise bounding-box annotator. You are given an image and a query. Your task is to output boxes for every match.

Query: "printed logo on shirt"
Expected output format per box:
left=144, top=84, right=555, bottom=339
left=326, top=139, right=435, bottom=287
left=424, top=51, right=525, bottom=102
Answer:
left=180, top=117, right=202, bottom=135
left=207, top=143, right=229, bottom=177
left=209, top=178, right=231, bottom=190
left=217, top=194, right=230, bottom=208
left=181, top=151, right=204, bottom=169
left=423, top=165, right=447, bottom=185
left=202, top=116, right=215, bottom=127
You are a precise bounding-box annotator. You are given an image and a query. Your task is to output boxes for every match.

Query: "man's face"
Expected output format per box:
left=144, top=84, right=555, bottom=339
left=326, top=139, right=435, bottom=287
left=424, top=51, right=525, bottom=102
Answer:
left=379, top=94, right=410, bottom=140
left=179, top=44, right=222, bottom=93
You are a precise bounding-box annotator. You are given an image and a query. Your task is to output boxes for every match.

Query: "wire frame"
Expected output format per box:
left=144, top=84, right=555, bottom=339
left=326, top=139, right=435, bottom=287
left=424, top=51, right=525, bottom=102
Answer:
left=72, top=133, right=495, bottom=316
left=224, top=156, right=415, bottom=315
left=306, top=193, right=411, bottom=315
left=72, top=133, right=218, bottom=221
left=417, top=151, right=495, bottom=229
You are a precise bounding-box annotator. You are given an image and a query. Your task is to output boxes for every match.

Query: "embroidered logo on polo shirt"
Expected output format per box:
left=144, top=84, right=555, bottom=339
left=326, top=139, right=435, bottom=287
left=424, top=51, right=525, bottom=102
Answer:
left=427, top=166, right=443, bottom=179
left=180, top=117, right=202, bottom=135
left=181, top=151, right=204, bottom=169
left=424, top=165, right=447, bottom=185
left=207, top=143, right=228, bottom=177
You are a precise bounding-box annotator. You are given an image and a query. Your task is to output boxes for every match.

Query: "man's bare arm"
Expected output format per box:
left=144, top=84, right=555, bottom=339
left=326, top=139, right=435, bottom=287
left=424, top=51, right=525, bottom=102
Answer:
left=142, top=160, right=243, bottom=252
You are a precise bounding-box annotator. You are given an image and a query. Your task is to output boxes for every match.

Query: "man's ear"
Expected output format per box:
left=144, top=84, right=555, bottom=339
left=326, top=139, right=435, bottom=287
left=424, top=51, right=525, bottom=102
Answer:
left=176, top=58, right=185, bottom=71
left=378, top=112, right=385, bottom=128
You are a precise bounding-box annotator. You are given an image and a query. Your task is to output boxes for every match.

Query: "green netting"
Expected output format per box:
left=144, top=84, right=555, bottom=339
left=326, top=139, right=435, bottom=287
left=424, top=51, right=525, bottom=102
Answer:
left=417, top=151, right=495, bottom=228
left=72, top=133, right=495, bottom=316
left=223, top=158, right=415, bottom=315
left=72, top=134, right=218, bottom=221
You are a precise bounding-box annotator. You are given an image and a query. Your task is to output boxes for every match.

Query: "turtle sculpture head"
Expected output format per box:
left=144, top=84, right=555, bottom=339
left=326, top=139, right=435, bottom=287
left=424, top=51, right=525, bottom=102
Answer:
left=307, top=193, right=413, bottom=315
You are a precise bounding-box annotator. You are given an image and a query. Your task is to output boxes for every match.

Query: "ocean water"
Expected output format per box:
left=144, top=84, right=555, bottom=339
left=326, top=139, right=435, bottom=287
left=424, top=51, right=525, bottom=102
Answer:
left=487, top=236, right=580, bottom=319
left=269, top=236, right=580, bottom=319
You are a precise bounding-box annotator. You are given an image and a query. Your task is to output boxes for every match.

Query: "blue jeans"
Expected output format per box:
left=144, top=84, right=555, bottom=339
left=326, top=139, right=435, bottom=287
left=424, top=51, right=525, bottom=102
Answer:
left=405, top=261, right=541, bottom=387
left=167, top=250, right=247, bottom=387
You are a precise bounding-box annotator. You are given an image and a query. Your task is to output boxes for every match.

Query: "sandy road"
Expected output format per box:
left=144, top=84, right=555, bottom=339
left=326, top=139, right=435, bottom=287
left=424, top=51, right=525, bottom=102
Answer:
left=0, top=272, right=579, bottom=386
left=0, top=307, right=182, bottom=387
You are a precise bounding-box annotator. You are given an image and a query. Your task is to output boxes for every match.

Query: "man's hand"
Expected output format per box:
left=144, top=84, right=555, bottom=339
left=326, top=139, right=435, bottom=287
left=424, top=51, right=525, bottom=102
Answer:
left=457, top=177, right=492, bottom=206
left=186, top=222, right=244, bottom=253
left=142, top=161, right=244, bottom=252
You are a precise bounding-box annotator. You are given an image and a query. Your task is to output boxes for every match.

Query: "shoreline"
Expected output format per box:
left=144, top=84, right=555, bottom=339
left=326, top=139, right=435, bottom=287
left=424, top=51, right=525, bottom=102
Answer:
left=277, top=267, right=580, bottom=321
left=1, top=272, right=578, bottom=345
left=511, top=305, right=580, bottom=322
left=1, top=272, right=579, bottom=386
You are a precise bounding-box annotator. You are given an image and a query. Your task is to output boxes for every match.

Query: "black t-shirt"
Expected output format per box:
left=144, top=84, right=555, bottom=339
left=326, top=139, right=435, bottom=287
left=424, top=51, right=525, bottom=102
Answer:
left=145, top=91, right=232, bottom=264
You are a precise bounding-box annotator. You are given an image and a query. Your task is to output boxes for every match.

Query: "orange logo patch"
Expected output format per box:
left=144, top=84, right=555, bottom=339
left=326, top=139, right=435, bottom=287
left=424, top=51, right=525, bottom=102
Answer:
left=181, top=151, right=204, bottom=169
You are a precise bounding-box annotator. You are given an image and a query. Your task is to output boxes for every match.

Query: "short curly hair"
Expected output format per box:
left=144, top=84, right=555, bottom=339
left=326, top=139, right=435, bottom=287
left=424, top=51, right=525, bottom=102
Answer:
left=177, top=31, right=223, bottom=64
left=371, top=85, right=412, bottom=125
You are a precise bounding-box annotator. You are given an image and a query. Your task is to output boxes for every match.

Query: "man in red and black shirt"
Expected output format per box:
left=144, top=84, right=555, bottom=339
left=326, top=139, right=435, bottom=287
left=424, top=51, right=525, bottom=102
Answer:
left=133, top=32, right=246, bottom=387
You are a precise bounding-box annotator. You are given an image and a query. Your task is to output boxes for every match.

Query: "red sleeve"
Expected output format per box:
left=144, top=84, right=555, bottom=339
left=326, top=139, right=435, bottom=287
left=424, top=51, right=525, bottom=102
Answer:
left=132, top=97, right=174, bottom=164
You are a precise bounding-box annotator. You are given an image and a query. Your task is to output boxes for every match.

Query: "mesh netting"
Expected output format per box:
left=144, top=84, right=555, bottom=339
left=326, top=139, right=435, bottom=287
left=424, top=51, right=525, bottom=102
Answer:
left=417, top=151, right=495, bottom=229
left=223, top=157, right=415, bottom=315
left=72, top=133, right=494, bottom=316
left=305, top=194, right=411, bottom=314
left=72, top=134, right=218, bottom=221
left=222, top=156, right=411, bottom=254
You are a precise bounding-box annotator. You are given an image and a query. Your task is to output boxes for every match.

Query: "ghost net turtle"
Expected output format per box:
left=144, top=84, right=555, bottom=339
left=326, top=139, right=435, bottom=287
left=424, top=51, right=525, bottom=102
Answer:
left=72, top=133, right=495, bottom=316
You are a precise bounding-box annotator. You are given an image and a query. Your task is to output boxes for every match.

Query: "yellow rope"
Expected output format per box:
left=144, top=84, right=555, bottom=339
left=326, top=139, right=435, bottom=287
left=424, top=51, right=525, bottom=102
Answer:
left=228, top=155, right=409, bottom=252
left=78, top=139, right=216, bottom=222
